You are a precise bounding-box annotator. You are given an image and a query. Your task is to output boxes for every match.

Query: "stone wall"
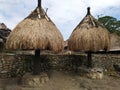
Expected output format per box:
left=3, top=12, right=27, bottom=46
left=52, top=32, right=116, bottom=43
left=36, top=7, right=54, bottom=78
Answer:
left=0, top=53, right=120, bottom=78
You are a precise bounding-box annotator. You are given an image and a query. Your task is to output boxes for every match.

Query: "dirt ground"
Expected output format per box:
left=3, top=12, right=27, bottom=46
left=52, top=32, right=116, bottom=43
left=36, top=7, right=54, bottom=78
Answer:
left=0, top=70, right=120, bottom=90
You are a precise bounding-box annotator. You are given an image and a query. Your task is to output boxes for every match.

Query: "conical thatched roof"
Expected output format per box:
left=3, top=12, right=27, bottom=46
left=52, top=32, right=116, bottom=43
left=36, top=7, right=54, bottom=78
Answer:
left=6, top=0, right=64, bottom=52
left=68, top=7, right=110, bottom=52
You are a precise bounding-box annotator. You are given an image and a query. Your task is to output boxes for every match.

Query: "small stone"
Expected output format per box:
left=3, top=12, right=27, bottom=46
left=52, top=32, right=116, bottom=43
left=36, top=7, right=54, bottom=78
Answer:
left=86, top=68, right=104, bottom=79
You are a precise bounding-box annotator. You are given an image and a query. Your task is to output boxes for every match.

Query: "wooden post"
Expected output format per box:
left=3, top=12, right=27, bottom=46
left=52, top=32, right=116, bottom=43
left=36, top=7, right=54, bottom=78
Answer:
left=33, top=49, right=41, bottom=75
left=87, top=51, right=92, bottom=68
left=38, top=0, right=42, bottom=9
left=87, top=7, right=91, bottom=15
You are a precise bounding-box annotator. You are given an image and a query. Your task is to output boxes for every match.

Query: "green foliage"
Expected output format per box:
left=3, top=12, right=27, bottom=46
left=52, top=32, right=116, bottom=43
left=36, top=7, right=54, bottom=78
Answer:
left=98, top=16, right=120, bottom=36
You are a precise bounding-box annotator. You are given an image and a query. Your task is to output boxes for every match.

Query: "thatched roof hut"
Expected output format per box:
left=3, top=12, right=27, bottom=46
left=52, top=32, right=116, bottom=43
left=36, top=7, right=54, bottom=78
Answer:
left=68, top=7, right=110, bottom=52
left=68, top=7, right=110, bottom=68
left=6, top=0, right=64, bottom=53
left=6, top=0, right=64, bottom=75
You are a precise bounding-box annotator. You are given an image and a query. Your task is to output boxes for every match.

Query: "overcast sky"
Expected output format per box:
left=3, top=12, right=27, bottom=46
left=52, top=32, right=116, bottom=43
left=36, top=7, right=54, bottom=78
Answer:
left=0, top=0, right=120, bottom=40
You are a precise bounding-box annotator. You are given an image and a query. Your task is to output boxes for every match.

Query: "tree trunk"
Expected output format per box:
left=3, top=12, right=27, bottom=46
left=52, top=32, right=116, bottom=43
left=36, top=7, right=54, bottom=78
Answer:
left=33, top=49, right=41, bottom=75
left=87, top=51, right=92, bottom=68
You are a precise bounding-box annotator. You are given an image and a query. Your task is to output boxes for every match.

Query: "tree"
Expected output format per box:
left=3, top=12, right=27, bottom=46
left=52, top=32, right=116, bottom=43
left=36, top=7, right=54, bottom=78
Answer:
left=98, top=16, right=120, bottom=36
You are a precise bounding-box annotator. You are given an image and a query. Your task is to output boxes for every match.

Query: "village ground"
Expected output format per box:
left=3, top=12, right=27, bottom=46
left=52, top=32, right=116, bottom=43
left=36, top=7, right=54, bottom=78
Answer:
left=0, top=52, right=120, bottom=90
left=0, top=70, right=120, bottom=90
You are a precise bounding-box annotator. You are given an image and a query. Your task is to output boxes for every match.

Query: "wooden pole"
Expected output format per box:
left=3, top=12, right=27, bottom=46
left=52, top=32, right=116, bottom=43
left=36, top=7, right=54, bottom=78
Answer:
left=33, top=49, right=41, bottom=75
left=38, top=0, right=41, bottom=9
left=87, top=51, right=92, bottom=68
left=87, top=7, right=91, bottom=15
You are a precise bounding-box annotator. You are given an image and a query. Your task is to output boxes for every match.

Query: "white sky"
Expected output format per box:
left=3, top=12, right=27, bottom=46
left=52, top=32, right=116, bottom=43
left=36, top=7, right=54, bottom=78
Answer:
left=0, top=0, right=120, bottom=40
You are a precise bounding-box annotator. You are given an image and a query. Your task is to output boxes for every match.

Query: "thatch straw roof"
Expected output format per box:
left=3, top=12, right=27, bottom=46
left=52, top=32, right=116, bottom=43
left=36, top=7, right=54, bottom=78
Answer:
left=68, top=7, right=110, bottom=52
left=6, top=0, right=64, bottom=52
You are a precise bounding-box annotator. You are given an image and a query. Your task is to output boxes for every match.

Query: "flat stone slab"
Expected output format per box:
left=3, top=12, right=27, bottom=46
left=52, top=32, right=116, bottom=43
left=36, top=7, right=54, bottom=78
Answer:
left=78, top=67, right=104, bottom=79
left=22, top=73, right=49, bottom=87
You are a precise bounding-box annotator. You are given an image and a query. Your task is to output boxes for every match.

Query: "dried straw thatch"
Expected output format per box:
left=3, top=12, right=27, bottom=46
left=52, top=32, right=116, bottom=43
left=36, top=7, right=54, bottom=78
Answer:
left=68, top=7, right=110, bottom=52
left=6, top=0, right=64, bottom=53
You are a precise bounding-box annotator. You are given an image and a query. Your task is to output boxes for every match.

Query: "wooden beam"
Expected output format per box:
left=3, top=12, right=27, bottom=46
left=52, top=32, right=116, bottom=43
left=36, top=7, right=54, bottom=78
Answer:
left=86, top=50, right=120, bottom=54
